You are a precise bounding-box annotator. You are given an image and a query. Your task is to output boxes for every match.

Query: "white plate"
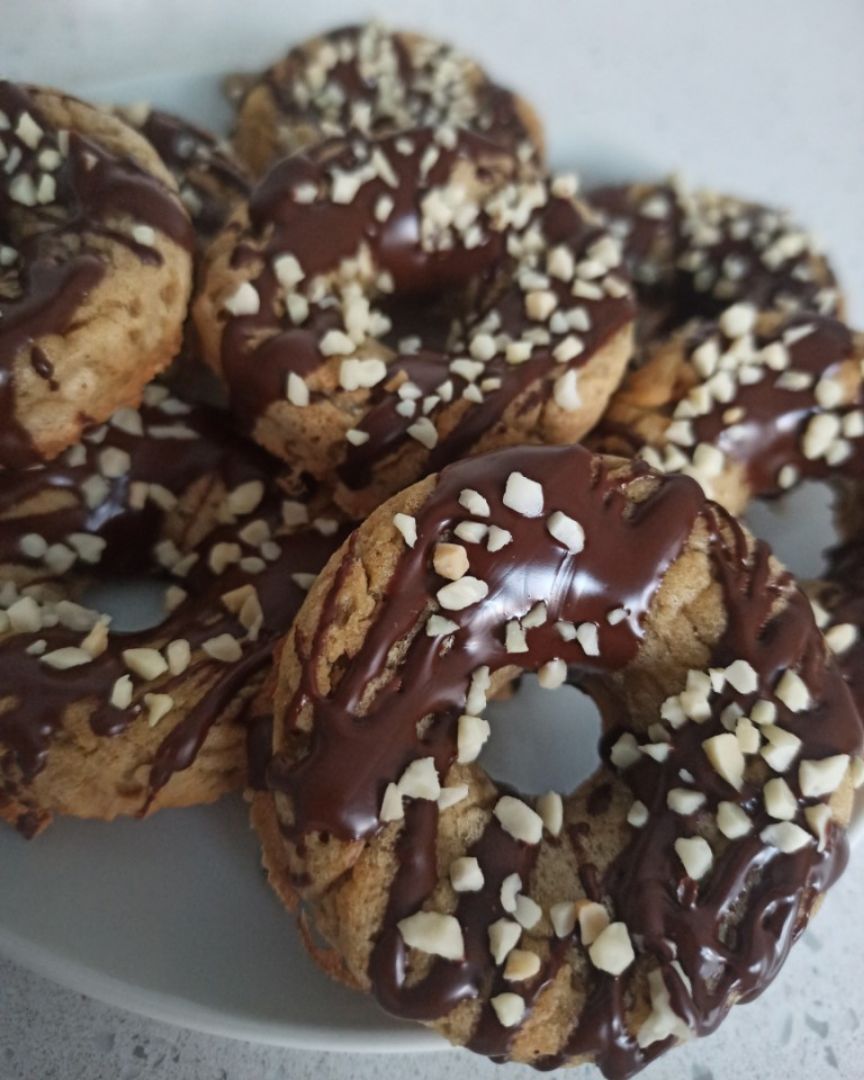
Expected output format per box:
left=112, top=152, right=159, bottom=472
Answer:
left=2, top=1, right=864, bottom=1053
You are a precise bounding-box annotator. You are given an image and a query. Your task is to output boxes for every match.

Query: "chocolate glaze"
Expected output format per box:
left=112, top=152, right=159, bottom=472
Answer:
left=818, top=538, right=864, bottom=728
left=120, top=107, right=250, bottom=245
left=588, top=181, right=840, bottom=343
left=267, top=444, right=860, bottom=1077
left=688, top=315, right=863, bottom=498
left=0, top=81, right=193, bottom=468
left=0, top=390, right=343, bottom=835
left=218, top=128, right=632, bottom=495
left=245, top=23, right=537, bottom=164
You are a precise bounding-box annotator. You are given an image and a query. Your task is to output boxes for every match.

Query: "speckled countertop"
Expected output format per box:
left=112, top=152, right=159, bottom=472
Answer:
left=1, top=850, right=862, bottom=1080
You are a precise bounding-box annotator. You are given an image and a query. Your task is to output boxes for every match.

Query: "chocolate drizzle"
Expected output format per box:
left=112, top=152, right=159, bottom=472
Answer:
left=0, top=81, right=194, bottom=467
left=266, top=443, right=861, bottom=1077
left=120, top=107, right=250, bottom=244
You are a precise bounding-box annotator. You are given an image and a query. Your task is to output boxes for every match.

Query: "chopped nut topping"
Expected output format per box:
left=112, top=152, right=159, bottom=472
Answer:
left=110, top=674, right=134, bottom=710
left=123, top=647, right=168, bottom=680
left=500, top=873, right=521, bottom=913
left=436, top=575, right=488, bottom=611
left=588, top=922, right=635, bottom=975
left=537, top=791, right=563, bottom=836
left=774, top=670, right=811, bottom=713
left=490, top=992, right=525, bottom=1028
left=398, top=757, right=441, bottom=801
left=576, top=900, right=610, bottom=946
left=514, top=894, right=542, bottom=930
left=505, top=620, right=528, bottom=653
left=760, top=724, right=803, bottom=773
left=724, top=659, right=758, bottom=694
left=504, top=949, right=541, bottom=982
left=825, top=623, right=858, bottom=655
left=489, top=918, right=522, bottom=965
left=433, top=542, right=469, bottom=580
left=380, top=782, right=404, bottom=822
left=537, top=658, right=567, bottom=689
left=398, top=911, right=464, bottom=961
left=438, top=784, right=469, bottom=810
left=392, top=512, right=417, bottom=548
left=494, top=795, right=544, bottom=844
left=546, top=510, right=585, bottom=553
left=764, top=777, right=798, bottom=820
left=804, top=804, right=832, bottom=851
left=40, top=646, right=93, bottom=670
left=703, top=732, right=745, bottom=790
left=486, top=525, right=512, bottom=552
left=426, top=614, right=459, bottom=637
left=627, top=800, right=649, bottom=828
left=750, top=699, right=777, bottom=726
left=716, top=801, right=752, bottom=839
left=144, top=693, right=174, bottom=727
left=224, top=282, right=260, bottom=316
left=667, top=788, right=706, bottom=815
left=503, top=472, right=544, bottom=517
left=458, top=489, right=490, bottom=517
left=7, top=596, right=44, bottom=634
left=760, top=821, right=812, bottom=854
left=674, top=836, right=714, bottom=881
left=799, top=755, right=850, bottom=798
left=406, top=417, right=438, bottom=449
left=202, top=634, right=243, bottom=663
left=450, top=856, right=484, bottom=893
left=610, top=732, right=640, bottom=770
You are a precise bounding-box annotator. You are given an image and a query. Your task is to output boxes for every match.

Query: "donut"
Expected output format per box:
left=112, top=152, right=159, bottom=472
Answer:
left=588, top=179, right=841, bottom=344
left=0, top=385, right=344, bottom=838
left=252, top=443, right=862, bottom=1074
left=230, top=23, right=543, bottom=176
left=114, top=104, right=251, bottom=247
left=194, top=127, right=635, bottom=517
left=596, top=308, right=864, bottom=514
left=0, top=81, right=194, bottom=467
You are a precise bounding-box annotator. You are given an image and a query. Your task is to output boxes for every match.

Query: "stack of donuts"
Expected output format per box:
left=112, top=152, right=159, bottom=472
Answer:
left=2, top=22, right=862, bottom=1078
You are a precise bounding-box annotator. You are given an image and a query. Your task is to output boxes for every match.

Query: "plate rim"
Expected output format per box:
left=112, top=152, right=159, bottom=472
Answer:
left=0, top=922, right=445, bottom=1052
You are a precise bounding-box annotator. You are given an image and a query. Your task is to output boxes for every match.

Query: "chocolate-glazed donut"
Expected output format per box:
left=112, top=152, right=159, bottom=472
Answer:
left=114, top=104, right=251, bottom=248
left=230, top=22, right=544, bottom=176
left=0, top=82, right=194, bottom=468
left=588, top=180, right=841, bottom=345
left=253, top=443, right=862, bottom=1076
left=596, top=307, right=864, bottom=739
left=0, top=386, right=344, bottom=838
left=596, top=309, right=864, bottom=513
left=195, top=127, right=635, bottom=517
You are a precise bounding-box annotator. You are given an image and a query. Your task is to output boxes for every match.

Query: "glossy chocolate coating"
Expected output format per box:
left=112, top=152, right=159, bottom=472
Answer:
left=268, top=443, right=860, bottom=1076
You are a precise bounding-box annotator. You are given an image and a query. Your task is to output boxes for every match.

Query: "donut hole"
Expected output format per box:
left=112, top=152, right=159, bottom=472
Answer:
left=82, top=576, right=169, bottom=632
left=745, top=480, right=835, bottom=580
left=479, top=675, right=602, bottom=796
